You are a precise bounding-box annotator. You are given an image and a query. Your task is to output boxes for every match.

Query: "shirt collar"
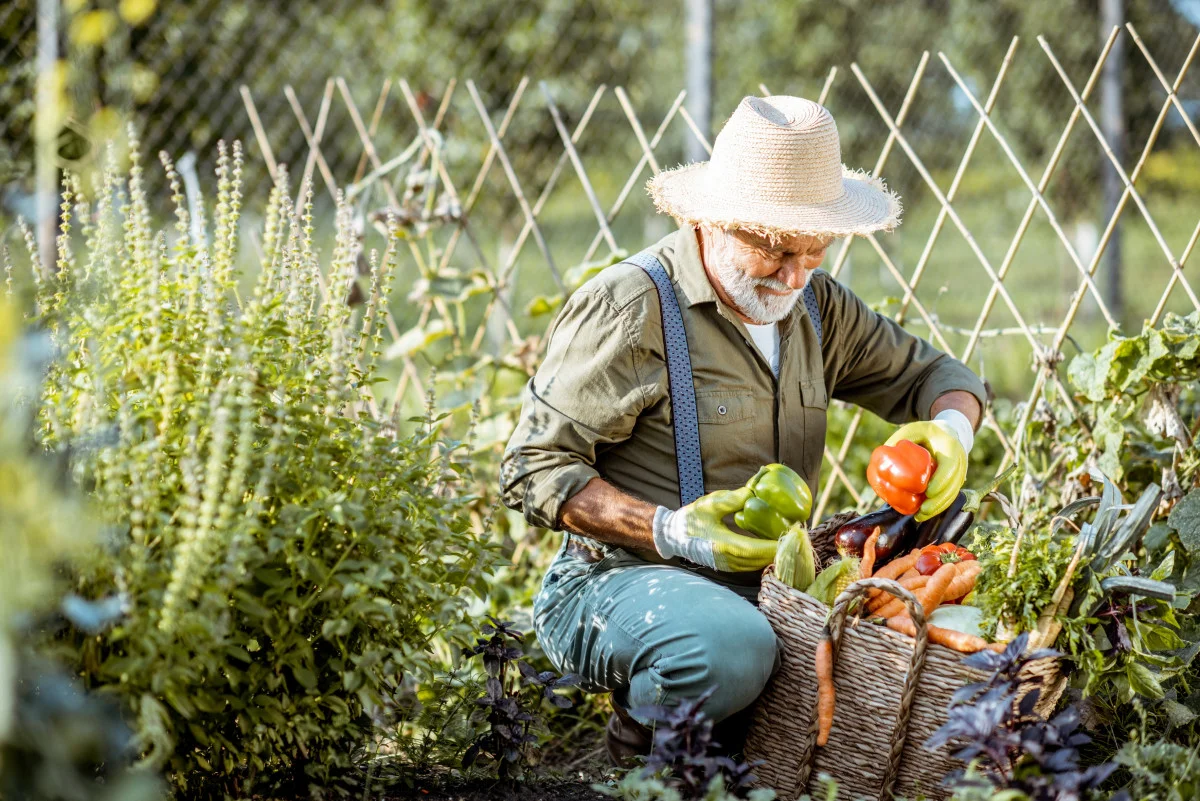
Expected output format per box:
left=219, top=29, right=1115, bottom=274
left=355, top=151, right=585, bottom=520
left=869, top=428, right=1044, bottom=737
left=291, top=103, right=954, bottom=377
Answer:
left=670, top=222, right=720, bottom=308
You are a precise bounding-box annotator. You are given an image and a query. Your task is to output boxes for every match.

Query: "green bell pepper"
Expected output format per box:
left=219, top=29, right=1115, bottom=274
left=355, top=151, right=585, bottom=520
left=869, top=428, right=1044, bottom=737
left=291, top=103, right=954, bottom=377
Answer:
left=747, top=463, right=813, bottom=523
left=734, top=496, right=789, bottom=539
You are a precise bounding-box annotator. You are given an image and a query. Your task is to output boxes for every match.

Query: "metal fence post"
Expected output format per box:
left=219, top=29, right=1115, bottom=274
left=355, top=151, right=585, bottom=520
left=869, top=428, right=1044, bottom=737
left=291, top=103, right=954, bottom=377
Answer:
left=685, top=0, right=713, bottom=164
left=1101, top=0, right=1126, bottom=321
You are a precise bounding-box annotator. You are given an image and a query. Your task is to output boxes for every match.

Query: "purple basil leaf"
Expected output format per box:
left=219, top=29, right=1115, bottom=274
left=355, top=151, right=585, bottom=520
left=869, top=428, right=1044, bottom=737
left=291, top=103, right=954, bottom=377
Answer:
left=1018, top=689, right=1041, bottom=718
left=1114, top=616, right=1133, bottom=651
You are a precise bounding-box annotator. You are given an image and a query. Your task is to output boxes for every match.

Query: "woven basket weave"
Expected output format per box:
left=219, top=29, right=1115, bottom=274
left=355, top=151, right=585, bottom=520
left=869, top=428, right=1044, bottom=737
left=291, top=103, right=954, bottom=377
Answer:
left=744, top=515, right=1065, bottom=801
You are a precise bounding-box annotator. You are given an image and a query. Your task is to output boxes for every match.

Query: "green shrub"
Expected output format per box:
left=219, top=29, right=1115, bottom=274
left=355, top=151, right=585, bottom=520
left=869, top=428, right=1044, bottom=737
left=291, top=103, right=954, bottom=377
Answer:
left=23, top=135, right=495, bottom=797
left=1112, top=738, right=1200, bottom=801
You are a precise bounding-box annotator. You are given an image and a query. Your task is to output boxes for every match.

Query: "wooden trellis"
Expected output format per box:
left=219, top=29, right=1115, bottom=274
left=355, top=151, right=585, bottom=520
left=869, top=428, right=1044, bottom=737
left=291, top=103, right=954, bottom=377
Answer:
left=238, top=23, right=1200, bottom=519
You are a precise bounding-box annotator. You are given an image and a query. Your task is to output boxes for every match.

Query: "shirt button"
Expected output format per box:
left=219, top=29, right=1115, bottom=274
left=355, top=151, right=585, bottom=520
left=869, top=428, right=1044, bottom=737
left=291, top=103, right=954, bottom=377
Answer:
left=718, top=405, right=727, bottom=415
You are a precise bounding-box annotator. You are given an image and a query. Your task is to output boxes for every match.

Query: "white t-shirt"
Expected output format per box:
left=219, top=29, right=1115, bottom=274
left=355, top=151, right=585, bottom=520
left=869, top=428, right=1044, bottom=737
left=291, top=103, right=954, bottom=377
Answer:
left=745, top=322, right=780, bottom=376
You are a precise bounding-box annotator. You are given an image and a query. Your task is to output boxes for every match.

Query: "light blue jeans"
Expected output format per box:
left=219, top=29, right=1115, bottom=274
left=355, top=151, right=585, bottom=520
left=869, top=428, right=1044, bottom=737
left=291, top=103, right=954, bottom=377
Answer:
left=532, top=533, right=781, bottom=723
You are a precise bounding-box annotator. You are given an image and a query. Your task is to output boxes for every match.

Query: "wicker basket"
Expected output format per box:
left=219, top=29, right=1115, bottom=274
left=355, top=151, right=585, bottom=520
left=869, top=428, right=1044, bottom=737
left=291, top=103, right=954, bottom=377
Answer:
left=744, top=516, right=1065, bottom=801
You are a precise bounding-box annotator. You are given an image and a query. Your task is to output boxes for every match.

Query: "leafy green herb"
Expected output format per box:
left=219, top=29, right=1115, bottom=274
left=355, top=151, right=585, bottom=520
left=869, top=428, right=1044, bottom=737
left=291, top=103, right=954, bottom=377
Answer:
left=1113, top=737, right=1200, bottom=801
left=970, top=525, right=1074, bottom=641
left=19, top=136, right=497, bottom=797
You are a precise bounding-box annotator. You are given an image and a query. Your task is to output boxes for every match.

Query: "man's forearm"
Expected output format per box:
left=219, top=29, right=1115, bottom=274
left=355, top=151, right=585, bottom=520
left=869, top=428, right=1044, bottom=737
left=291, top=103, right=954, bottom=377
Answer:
left=558, top=477, right=659, bottom=552
left=931, top=390, right=982, bottom=430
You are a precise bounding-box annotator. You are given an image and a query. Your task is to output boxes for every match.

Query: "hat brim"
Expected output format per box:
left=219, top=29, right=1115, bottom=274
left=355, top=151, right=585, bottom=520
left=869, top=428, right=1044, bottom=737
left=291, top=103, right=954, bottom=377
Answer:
left=646, top=162, right=902, bottom=241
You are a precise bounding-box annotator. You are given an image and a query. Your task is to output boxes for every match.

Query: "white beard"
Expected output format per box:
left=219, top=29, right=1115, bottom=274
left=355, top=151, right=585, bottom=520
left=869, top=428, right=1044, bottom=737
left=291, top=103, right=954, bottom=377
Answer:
left=709, top=240, right=803, bottom=324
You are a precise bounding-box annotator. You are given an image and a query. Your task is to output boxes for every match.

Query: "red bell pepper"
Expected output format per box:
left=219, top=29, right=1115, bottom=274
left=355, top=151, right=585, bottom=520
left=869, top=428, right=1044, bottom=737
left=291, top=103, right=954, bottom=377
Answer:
left=866, top=439, right=935, bottom=515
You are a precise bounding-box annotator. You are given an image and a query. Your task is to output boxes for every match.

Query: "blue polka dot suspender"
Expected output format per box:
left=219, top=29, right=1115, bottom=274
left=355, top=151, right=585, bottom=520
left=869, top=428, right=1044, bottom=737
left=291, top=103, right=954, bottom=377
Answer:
left=626, top=250, right=823, bottom=507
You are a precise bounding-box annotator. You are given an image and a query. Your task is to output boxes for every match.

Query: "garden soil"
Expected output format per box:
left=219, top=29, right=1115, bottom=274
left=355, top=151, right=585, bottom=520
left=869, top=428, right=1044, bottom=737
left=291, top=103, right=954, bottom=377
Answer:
left=400, top=778, right=607, bottom=800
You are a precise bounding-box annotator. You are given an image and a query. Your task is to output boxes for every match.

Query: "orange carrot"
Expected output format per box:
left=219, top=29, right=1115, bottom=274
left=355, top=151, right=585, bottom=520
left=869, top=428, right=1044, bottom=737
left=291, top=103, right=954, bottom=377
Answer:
left=865, top=551, right=919, bottom=603
left=899, top=567, right=919, bottom=581
left=872, top=551, right=919, bottom=582
left=920, top=561, right=960, bottom=615
left=876, top=588, right=928, bottom=620
left=942, top=561, right=982, bottom=601
left=815, top=634, right=835, bottom=746
left=886, top=615, right=992, bottom=653
left=867, top=576, right=928, bottom=613
left=876, top=563, right=958, bottom=619
left=860, top=527, right=881, bottom=579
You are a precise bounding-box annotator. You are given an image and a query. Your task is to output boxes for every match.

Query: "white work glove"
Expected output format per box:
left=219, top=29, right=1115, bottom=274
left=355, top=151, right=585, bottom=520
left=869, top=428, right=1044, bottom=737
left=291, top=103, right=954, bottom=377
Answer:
left=933, top=408, right=975, bottom=455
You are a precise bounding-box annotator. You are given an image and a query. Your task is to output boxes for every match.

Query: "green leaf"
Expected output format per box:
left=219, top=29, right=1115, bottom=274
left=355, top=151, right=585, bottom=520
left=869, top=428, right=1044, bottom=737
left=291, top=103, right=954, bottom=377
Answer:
left=386, top=319, right=453, bottom=359
left=564, top=250, right=627, bottom=290
left=1161, top=698, right=1198, bottom=727
left=290, top=665, right=318, bottom=690
left=1141, top=623, right=1186, bottom=651
left=1092, top=405, right=1127, bottom=482
left=1067, top=350, right=1108, bottom=402
left=1169, top=490, right=1200, bottom=555
left=1121, top=327, right=1169, bottom=390
left=342, top=671, right=364, bottom=692
left=1144, top=522, right=1174, bottom=555
left=1127, top=662, right=1166, bottom=699
left=524, top=294, right=563, bottom=318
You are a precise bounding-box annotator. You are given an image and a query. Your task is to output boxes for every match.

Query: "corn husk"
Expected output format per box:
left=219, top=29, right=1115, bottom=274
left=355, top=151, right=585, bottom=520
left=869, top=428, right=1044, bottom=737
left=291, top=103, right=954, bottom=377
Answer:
left=808, top=556, right=861, bottom=606
left=775, top=523, right=817, bottom=592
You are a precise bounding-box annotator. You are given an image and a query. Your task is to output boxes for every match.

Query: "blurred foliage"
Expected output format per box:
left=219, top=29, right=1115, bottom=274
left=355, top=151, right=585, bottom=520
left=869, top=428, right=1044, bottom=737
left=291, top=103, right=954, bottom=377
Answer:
left=18, top=136, right=497, bottom=797
left=0, top=300, right=162, bottom=800
left=716, top=0, right=1199, bottom=221
left=1111, top=735, right=1200, bottom=800
left=5, top=0, right=1199, bottom=214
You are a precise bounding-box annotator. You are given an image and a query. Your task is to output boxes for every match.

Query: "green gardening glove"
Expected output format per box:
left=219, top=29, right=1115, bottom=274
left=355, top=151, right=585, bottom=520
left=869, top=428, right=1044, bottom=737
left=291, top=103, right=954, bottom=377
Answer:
left=652, top=487, right=778, bottom=572
left=885, top=421, right=968, bottom=522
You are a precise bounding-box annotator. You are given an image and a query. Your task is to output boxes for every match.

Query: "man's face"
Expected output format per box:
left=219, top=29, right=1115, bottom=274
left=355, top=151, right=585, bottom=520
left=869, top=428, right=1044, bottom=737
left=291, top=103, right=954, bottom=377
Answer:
left=702, top=226, right=834, bottom=324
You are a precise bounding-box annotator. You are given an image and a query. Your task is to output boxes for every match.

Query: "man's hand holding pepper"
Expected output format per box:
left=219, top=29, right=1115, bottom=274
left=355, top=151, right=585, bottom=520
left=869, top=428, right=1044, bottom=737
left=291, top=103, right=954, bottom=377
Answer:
left=886, top=409, right=976, bottom=522
left=653, top=487, right=780, bottom=572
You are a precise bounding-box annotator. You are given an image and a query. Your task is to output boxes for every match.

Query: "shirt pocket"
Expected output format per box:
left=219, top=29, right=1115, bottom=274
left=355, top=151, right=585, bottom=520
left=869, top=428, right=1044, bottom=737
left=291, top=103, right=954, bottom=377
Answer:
left=695, top=390, right=754, bottom=424
left=694, top=389, right=766, bottom=487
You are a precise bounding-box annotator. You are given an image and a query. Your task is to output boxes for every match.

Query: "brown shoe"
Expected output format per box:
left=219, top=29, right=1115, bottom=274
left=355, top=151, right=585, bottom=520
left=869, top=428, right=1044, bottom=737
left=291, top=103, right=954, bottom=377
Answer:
left=605, top=701, right=653, bottom=767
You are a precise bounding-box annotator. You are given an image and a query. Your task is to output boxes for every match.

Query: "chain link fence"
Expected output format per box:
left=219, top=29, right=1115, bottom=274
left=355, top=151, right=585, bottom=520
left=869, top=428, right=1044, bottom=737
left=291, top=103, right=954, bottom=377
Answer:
left=1, top=0, right=680, bottom=207
left=10, top=1, right=1197, bottom=213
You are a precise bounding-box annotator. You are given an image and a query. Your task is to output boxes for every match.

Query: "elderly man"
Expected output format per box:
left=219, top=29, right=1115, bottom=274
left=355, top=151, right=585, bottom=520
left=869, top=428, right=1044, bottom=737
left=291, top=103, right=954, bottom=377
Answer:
left=500, top=96, right=984, bottom=763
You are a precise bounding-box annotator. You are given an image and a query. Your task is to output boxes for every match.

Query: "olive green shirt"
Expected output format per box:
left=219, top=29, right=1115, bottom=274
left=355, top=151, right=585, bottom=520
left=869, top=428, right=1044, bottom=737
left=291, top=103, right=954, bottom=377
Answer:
left=500, top=222, right=986, bottom=581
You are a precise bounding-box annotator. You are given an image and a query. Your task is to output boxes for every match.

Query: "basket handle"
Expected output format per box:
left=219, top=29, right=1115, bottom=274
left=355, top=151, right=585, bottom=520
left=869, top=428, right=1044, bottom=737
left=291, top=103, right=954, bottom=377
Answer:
left=792, top=577, right=931, bottom=801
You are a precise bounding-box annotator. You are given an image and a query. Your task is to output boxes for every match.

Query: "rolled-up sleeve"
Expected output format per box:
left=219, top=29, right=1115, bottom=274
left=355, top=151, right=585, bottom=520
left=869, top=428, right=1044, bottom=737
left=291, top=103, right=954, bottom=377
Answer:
left=500, top=288, right=650, bottom=530
left=816, top=273, right=986, bottom=423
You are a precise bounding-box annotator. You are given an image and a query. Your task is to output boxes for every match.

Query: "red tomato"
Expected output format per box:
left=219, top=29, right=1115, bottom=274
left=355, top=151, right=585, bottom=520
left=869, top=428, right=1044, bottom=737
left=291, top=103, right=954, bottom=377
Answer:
left=915, top=543, right=975, bottom=576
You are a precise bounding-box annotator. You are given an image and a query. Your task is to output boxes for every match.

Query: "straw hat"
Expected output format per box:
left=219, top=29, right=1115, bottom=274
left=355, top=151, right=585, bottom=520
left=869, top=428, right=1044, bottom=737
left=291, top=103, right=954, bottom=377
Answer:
left=646, top=96, right=902, bottom=242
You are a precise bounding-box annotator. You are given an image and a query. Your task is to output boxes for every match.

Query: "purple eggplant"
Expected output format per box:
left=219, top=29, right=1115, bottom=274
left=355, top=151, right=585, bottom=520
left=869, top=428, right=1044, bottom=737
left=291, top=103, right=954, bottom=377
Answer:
left=834, top=506, right=918, bottom=565
left=916, top=464, right=1018, bottom=548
